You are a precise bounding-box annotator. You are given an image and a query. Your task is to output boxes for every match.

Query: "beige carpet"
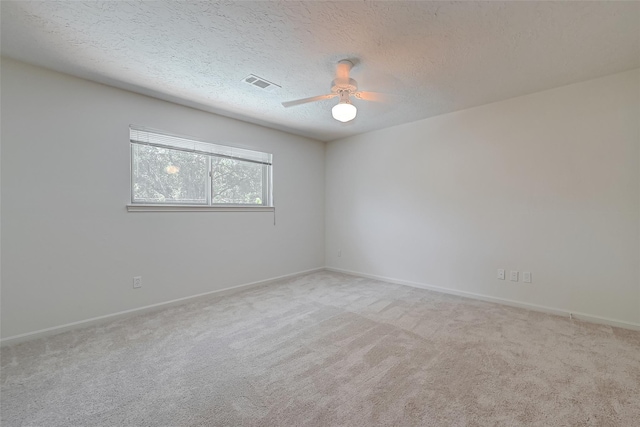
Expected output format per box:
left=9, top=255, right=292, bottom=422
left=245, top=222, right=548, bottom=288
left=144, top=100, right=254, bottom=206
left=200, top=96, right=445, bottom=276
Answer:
left=1, top=271, right=639, bottom=426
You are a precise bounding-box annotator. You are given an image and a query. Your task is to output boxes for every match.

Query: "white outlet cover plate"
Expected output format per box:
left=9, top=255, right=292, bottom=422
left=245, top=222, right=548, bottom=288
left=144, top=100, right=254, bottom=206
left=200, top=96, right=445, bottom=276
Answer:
left=133, top=276, right=142, bottom=288
left=523, top=272, right=532, bottom=283
left=510, top=271, right=518, bottom=282
left=497, top=269, right=505, bottom=280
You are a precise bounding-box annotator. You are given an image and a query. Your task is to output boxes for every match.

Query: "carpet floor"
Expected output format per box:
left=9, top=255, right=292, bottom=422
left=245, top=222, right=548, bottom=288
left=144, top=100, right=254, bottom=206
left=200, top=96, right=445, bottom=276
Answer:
left=1, top=271, right=639, bottom=426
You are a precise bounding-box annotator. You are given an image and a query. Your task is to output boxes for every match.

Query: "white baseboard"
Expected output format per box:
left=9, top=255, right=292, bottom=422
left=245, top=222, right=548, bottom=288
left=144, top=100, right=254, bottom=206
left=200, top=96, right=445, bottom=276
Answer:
left=3, top=265, right=638, bottom=346
left=325, top=267, right=640, bottom=332
left=0, top=267, right=324, bottom=346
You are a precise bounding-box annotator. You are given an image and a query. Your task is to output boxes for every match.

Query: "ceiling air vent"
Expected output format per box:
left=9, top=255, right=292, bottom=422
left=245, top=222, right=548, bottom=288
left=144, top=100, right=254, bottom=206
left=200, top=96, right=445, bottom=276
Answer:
left=242, top=74, right=281, bottom=92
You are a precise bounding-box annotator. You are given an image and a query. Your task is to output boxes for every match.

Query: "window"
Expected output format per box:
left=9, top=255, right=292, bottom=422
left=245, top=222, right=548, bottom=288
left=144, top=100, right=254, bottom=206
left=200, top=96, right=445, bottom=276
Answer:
left=130, top=126, right=272, bottom=208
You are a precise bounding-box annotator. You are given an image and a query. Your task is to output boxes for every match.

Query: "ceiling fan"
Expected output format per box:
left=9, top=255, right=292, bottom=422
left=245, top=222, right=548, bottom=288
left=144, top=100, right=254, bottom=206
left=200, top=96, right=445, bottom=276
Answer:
left=281, top=59, right=384, bottom=122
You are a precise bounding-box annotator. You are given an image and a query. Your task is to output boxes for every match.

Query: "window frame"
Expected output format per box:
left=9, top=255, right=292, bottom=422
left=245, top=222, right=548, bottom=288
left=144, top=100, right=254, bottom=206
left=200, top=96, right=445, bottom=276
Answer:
left=127, top=126, right=274, bottom=212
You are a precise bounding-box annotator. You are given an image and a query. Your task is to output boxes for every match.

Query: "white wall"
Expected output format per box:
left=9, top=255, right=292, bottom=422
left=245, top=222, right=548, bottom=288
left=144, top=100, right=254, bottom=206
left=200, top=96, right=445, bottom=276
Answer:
left=326, top=69, right=640, bottom=326
left=1, top=58, right=325, bottom=339
left=2, top=59, right=638, bottom=339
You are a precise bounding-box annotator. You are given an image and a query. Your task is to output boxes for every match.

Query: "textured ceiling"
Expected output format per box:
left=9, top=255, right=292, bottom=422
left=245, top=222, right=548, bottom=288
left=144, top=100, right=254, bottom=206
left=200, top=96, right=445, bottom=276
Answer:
left=1, top=1, right=639, bottom=142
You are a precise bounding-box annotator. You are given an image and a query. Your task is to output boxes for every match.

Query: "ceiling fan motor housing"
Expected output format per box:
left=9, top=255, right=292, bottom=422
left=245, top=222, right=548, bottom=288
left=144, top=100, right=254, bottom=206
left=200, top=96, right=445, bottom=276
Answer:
left=331, top=78, right=358, bottom=95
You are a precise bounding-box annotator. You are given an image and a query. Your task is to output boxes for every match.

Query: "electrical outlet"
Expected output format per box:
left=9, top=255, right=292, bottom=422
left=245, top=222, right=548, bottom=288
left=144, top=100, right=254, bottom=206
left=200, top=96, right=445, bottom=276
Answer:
left=133, top=276, right=142, bottom=288
left=510, top=271, right=518, bottom=282
left=523, top=272, right=532, bottom=283
left=337, top=249, right=341, bottom=257
left=497, top=269, right=505, bottom=280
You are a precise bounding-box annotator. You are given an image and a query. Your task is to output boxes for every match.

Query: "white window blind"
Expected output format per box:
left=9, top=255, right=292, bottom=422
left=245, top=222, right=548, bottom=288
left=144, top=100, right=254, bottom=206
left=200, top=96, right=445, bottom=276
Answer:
left=129, top=126, right=272, bottom=166
left=129, top=125, right=273, bottom=208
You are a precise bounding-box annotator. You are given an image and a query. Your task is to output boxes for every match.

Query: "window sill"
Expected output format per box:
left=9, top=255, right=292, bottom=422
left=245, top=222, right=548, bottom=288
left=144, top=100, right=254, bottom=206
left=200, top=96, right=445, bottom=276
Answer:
left=127, top=204, right=275, bottom=212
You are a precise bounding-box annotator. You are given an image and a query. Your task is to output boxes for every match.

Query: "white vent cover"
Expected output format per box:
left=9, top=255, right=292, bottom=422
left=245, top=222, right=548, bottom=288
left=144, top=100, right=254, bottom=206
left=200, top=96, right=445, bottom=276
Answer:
left=242, top=74, right=281, bottom=92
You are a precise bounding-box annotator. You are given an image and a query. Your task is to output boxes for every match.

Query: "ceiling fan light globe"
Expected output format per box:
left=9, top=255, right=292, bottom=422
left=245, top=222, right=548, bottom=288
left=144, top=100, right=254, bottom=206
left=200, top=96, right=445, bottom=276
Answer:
left=332, top=102, right=357, bottom=122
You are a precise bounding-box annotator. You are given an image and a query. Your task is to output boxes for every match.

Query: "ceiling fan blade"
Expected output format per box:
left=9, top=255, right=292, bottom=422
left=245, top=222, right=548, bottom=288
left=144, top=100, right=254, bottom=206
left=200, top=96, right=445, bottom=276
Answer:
left=281, top=94, right=337, bottom=108
left=353, top=91, right=387, bottom=102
